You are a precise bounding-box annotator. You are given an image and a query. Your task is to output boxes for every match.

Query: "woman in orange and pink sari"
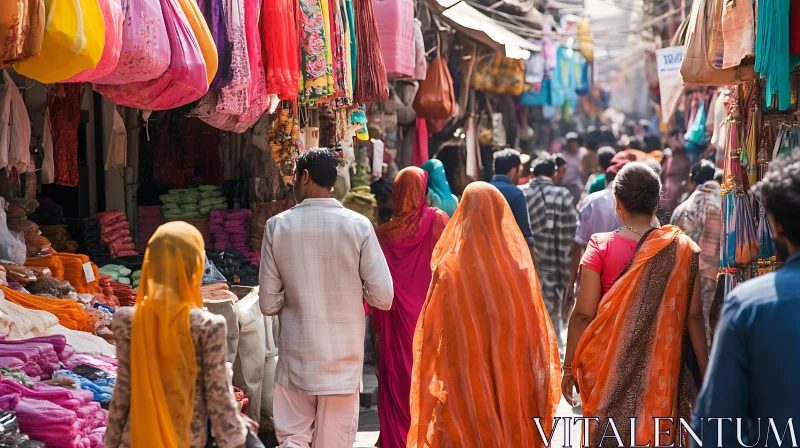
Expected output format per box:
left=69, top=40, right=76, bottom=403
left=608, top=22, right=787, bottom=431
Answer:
left=562, top=162, right=710, bottom=447
left=372, top=167, right=449, bottom=448
left=407, top=182, right=561, bottom=447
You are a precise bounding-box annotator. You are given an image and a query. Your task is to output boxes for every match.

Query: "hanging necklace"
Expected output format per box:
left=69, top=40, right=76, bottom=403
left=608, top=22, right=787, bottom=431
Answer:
left=624, top=225, right=644, bottom=237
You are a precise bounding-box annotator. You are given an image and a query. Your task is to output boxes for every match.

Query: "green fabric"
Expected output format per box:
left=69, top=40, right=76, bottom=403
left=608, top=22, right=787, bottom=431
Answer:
left=198, top=185, right=219, bottom=191
left=588, top=173, right=606, bottom=195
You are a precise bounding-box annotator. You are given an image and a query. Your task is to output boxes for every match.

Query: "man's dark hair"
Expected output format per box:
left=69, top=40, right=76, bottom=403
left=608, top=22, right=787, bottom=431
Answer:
left=532, top=156, right=556, bottom=177
left=493, top=149, right=522, bottom=176
left=714, top=168, right=724, bottom=184
left=669, top=127, right=685, bottom=139
left=295, top=148, right=340, bottom=187
left=553, top=153, right=567, bottom=169
left=690, top=160, right=717, bottom=185
left=598, top=146, right=616, bottom=171
left=758, top=148, right=800, bottom=244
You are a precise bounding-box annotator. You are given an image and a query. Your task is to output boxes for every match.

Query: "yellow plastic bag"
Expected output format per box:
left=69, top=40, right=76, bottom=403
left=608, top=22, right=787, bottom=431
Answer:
left=15, top=0, right=104, bottom=84
left=177, top=0, right=217, bottom=87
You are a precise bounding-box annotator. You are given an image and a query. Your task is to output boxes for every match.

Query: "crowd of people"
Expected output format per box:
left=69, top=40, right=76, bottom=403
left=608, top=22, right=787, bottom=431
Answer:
left=104, top=139, right=800, bottom=447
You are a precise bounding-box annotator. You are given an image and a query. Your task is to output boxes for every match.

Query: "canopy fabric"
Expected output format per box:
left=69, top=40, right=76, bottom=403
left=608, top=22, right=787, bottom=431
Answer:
left=425, top=0, right=539, bottom=59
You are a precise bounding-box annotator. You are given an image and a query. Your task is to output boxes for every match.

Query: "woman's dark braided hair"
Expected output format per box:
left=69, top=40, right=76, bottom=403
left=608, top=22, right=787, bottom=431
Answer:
left=614, top=162, right=662, bottom=215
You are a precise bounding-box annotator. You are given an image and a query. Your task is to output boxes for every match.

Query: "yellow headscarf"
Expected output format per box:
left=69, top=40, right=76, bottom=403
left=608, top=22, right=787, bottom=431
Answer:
left=131, top=222, right=205, bottom=447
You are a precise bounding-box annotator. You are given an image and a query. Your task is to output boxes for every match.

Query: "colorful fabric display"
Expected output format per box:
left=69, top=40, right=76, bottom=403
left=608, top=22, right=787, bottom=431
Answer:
left=210, top=209, right=250, bottom=252
left=90, top=210, right=137, bottom=257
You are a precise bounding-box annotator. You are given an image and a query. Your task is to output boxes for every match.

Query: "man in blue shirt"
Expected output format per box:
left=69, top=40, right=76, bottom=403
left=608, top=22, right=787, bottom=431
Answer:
left=693, top=149, right=800, bottom=447
left=489, top=149, right=535, bottom=256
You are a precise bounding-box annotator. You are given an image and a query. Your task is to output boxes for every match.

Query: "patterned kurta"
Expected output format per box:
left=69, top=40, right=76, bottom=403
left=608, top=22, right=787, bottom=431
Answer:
left=520, top=177, right=578, bottom=353
left=105, top=308, right=248, bottom=448
left=670, top=180, right=723, bottom=344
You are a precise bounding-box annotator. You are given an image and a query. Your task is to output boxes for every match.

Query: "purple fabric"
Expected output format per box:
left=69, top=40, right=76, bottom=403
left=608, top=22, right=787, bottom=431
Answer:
left=0, top=343, right=59, bottom=377
left=11, top=335, right=68, bottom=359
left=63, top=354, right=118, bottom=373
left=198, top=0, right=233, bottom=89
left=372, top=205, right=442, bottom=448
left=574, top=184, right=622, bottom=246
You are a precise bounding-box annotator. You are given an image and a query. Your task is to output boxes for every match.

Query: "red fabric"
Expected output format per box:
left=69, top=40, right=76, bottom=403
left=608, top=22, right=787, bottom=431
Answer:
left=580, top=232, right=638, bottom=296
left=262, top=0, right=300, bottom=100
left=792, top=0, right=800, bottom=55
left=47, top=84, right=84, bottom=187
left=413, top=118, right=428, bottom=167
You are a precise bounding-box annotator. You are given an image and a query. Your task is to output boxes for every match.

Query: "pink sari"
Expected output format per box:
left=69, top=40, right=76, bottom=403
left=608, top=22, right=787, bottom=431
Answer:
left=374, top=167, right=448, bottom=448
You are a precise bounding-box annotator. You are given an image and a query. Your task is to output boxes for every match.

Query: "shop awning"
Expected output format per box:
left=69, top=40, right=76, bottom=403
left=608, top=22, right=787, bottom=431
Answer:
left=426, top=0, right=540, bottom=59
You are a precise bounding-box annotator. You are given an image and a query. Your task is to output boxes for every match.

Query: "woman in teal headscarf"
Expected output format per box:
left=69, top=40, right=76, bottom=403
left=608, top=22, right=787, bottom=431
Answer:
left=421, top=159, right=458, bottom=217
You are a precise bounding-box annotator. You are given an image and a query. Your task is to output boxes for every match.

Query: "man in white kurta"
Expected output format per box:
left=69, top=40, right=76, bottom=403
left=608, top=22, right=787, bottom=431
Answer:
left=259, top=148, right=393, bottom=448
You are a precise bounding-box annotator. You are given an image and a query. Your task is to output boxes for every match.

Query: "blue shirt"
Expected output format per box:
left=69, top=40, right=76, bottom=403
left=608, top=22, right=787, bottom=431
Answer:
left=692, top=252, right=800, bottom=447
left=489, top=175, right=535, bottom=246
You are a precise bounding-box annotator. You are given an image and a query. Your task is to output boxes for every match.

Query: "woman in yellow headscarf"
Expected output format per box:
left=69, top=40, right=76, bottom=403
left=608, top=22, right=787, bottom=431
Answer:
left=104, top=222, right=249, bottom=448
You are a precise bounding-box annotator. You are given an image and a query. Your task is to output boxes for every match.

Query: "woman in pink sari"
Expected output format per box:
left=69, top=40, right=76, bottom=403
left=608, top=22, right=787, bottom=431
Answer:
left=373, top=167, right=449, bottom=448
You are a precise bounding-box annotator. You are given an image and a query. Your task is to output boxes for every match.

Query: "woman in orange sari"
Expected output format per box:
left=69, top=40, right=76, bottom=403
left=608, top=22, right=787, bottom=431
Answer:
left=562, top=162, right=709, bottom=447
left=407, top=182, right=561, bottom=447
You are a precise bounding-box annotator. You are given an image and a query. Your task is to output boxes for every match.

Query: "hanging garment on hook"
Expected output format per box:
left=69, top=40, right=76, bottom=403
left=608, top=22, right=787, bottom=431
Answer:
left=0, top=71, right=31, bottom=173
left=0, top=0, right=45, bottom=68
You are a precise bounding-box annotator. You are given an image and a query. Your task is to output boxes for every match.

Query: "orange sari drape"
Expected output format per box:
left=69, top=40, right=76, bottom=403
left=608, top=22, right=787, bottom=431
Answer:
left=573, top=225, right=701, bottom=447
left=407, top=182, right=561, bottom=448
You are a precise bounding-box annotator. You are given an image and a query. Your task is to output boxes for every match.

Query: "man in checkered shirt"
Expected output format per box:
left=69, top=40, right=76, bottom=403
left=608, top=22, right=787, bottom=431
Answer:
left=519, top=154, right=578, bottom=356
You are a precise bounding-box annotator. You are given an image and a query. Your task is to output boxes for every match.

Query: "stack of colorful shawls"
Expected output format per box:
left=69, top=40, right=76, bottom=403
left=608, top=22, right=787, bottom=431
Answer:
left=92, top=211, right=137, bottom=258
left=66, top=218, right=110, bottom=264
left=210, top=209, right=251, bottom=252
left=110, top=282, right=136, bottom=307
left=0, top=286, right=94, bottom=333
left=136, top=206, right=165, bottom=253
left=96, top=276, right=120, bottom=309
left=54, top=254, right=100, bottom=295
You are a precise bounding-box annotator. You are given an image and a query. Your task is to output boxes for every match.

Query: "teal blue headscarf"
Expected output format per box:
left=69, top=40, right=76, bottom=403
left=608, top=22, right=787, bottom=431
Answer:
left=421, top=159, right=458, bottom=217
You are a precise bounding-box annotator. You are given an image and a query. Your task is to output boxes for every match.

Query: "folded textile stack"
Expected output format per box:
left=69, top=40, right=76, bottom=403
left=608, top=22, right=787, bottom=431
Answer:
left=28, top=201, right=65, bottom=226
left=201, top=282, right=239, bottom=302
left=23, top=233, right=53, bottom=259
left=0, top=377, right=108, bottom=448
left=0, top=342, right=60, bottom=380
left=37, top=224, right=78, bottom=253
left=136, top=206, right=165, bottom=253
left=55, top=254, right=100, bottom=295
left=206, top=249, right=259, bottom=287
left=243, top=252, right=260, bottom=266
left=181, top=217, right=212, bottom=247
left=111, top=282, right=136, bottom=307
left=66, top=218, right=110, bottom=264
left=96, top=276, right=119, bottom=309
left=0, top=286, right=94, bottom=333
left=131, top=270, right=141, bottom=289
left=250, top=199, right=294, bottom=252
left=6, top=199, right=40, bottom=237
left=210, top=209, right=251, bottom=252
left=25, top=255, right=64, bottom=283
left=197, top=185, right=227, bottom=215
left=160, top=188, right=200, bottom=219
left=92, top=211, right=137, bottom=258
left=98, top=265, right=133, bottom=286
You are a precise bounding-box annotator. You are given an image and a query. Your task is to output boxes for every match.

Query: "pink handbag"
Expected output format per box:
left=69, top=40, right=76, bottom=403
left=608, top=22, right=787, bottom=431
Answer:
left=64, top=0, right=123, bottom=82
left=94, top=0, right=209, bottom=110
left=92, top=0, right=170, bottom=84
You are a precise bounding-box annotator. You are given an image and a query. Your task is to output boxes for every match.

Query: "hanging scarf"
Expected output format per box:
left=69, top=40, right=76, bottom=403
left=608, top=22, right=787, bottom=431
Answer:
left=130, top=222, right=205, bottom=447
left=421, top=159, right=458, bottom=217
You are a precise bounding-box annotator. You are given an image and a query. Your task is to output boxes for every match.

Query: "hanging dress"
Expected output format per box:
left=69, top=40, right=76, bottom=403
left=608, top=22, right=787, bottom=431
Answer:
left=224, top=0, right=249, bottom=90
left=15, top=0, right=105, bottom=84
left=299, top=0, right=334, bottom=104
left=235, top=0, right=267, bottom=122
left=0, top=0, right=45, bottom=68
left=262, top=0, right=299, bottom=101
left=64, top=0, right=123, bottom=82
left=92, top=0, right=170, bottom=85
left=0, top=71, right=31, bottom=173
left=198, top=0, right=232, bottom=89
left=47, top=84, right=84, bottom=187
left=93, top=0, right=211, bottom=110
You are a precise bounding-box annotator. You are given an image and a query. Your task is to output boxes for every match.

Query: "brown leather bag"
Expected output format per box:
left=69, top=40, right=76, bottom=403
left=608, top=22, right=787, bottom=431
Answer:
left=413, top=55, right=457, bottom=119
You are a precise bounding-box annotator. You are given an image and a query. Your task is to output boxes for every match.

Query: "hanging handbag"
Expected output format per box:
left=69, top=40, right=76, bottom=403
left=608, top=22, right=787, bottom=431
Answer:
left=64, top=0, right=124, bottom=82
left=680, top=0, right=755, bottom=85
left=470, top=52, right=525, bottom=96
left=412, top=35, right=456, bottom=120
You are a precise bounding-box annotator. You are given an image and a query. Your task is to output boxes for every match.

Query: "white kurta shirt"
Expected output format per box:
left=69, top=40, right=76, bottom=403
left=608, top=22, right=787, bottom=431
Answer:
left=259, top=198, right=393, bottom=395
